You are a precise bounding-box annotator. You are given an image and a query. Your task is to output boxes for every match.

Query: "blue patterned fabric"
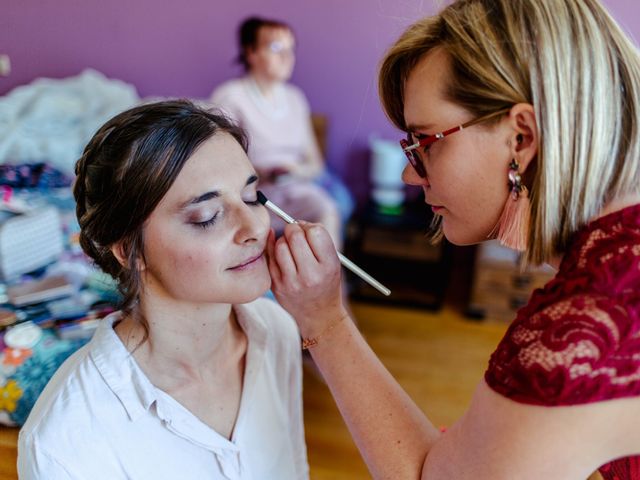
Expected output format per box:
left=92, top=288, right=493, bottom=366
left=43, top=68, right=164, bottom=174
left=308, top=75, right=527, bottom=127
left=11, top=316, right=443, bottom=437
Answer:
left=0, top=329, right=87, bottom=426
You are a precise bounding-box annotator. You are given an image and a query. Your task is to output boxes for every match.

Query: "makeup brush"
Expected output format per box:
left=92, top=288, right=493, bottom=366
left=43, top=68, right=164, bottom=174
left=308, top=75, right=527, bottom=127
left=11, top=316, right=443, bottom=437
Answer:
left=257, top=191, right=391, bottom=296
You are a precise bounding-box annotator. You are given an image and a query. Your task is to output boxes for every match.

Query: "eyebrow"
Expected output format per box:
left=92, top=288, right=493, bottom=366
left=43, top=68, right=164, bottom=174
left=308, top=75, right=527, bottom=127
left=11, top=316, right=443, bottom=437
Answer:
left=405, top=123, right=436, bottom=132
left=179, top=174, right=258, bottom=209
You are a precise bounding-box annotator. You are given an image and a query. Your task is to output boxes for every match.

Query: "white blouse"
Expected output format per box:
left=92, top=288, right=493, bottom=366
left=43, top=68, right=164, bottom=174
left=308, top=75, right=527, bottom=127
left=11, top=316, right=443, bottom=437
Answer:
left=18, top=298, right=308, bottom=480
left=210, top=76, right=316, bottom=172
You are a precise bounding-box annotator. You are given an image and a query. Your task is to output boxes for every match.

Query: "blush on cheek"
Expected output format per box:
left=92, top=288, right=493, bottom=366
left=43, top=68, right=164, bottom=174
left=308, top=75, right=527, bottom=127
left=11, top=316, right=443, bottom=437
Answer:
left=150, top=233, right=222, bottom=278
left=162, top=251, right=216, bottom=299
left=154, top=248, right=202, bottom=280
left=179, top=253, right=204, bottom=270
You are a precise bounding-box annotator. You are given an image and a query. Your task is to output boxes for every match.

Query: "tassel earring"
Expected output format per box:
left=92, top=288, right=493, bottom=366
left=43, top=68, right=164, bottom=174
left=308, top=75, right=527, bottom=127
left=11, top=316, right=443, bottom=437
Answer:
left=494, top=158, right=530, bottom=251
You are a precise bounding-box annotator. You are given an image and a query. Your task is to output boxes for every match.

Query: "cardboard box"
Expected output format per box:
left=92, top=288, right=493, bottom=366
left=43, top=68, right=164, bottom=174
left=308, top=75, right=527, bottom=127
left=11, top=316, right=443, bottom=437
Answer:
left=468, top=241, right=555, bottom=322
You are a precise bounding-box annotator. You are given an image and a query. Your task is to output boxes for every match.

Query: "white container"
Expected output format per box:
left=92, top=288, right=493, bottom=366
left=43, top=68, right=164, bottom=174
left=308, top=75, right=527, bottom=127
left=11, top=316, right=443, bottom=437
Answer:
left=369, top=137, right=406, bottom=207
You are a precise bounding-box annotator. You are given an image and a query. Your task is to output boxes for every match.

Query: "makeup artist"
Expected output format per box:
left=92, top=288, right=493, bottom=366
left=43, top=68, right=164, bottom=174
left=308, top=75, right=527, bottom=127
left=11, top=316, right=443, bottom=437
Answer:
left=266, top=1, right=640, bottom=479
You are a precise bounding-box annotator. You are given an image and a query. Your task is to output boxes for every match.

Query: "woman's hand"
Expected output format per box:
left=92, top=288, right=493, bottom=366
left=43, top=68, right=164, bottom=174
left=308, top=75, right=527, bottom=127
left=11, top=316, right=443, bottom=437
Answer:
left=266, top=222, right=348, bottom=337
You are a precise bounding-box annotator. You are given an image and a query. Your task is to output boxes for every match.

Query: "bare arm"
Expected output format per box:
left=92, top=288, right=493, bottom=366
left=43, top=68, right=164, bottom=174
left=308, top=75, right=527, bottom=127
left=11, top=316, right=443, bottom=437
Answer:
left=307, top=320, right=440, bottom=478
left=267, top=223, right=640, bottom=479
left=267, top=224, right=440, bottom=478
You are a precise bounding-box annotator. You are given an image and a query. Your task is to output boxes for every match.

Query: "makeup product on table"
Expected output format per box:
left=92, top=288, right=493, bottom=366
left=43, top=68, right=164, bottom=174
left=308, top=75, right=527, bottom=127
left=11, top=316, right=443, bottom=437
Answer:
left=257, top=191, right=391, bottom=296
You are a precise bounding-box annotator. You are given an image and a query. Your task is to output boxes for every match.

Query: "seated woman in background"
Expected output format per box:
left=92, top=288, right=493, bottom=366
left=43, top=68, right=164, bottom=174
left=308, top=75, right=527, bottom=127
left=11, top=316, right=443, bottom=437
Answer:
left=18, top=100, right=308, bottom=479
left=210, top=16, right=353, bottom=250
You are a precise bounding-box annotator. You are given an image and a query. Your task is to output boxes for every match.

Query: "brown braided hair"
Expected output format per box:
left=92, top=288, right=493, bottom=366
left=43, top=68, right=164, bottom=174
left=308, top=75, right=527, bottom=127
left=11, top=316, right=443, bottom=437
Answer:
left=73, top=99, right=248, bottom=339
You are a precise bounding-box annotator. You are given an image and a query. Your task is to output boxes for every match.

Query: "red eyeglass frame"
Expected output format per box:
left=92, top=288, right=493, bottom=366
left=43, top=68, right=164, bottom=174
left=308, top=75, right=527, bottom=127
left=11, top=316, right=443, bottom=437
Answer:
left=399, top=108, right=512, bottom=178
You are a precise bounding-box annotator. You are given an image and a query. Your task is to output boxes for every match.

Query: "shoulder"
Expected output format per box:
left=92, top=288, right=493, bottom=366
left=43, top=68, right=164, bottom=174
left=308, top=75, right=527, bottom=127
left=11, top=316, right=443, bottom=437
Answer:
left=209, top=78, right=252, bottom=123
left=284, top=82, right=306, bottom=98
left=209, top=78, right=247, bottom=104
left=21, top=344, right=89, bottom=429
left=20, top=344, right=113, bottom=452
left=485, top=288, right=640, bottom=405
left=21, top=342, right=119, bottom=443
left=486, top=213, right=640, bottom=407
left=283, top=83, right=310, bottom=109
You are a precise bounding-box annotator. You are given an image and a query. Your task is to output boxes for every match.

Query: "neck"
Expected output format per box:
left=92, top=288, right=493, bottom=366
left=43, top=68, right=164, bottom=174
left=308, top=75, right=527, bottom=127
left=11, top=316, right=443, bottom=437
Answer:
left=116, top=294, right=245, bottom=382
left=249, top=72, right=279, bottom=99
left=594, top=192, right=640, bottom=221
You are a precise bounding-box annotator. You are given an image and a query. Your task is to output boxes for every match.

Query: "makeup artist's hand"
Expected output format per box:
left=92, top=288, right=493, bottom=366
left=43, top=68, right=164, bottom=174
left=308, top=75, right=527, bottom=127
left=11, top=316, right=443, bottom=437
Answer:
left=266, top=222, right=349, bottom=337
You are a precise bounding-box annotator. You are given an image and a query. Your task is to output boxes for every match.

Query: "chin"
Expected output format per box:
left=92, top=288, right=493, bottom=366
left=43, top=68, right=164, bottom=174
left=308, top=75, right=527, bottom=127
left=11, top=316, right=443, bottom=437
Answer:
left=235, top=274, right=272, bottom=304
left=176, top=271, right=272, bottom=305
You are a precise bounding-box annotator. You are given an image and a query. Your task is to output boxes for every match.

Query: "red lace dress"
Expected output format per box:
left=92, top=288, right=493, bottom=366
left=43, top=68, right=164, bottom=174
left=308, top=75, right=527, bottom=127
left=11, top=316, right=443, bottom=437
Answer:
left=485, top=204, right=640, bottom=480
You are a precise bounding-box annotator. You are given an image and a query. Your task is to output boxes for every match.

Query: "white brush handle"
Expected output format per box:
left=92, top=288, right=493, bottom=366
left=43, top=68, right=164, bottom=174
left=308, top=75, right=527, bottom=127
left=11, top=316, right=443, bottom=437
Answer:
left=258, top=191, right=391, bottom=296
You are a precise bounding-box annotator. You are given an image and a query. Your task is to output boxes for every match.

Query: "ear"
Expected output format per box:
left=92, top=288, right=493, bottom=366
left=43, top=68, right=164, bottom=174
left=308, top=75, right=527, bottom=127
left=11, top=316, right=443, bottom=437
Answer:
left=110, top=241, right=128, bottom=268
left=245, top=47, right=258, bottom=70
left=110, top=240, right=146, bottom=272
left=507, top=103, right=538, bottom=175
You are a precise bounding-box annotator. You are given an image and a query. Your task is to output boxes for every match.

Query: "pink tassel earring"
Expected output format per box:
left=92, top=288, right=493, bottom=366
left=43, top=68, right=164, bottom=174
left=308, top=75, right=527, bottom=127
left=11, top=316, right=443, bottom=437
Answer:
left=495, top=158, right=530, bottom=251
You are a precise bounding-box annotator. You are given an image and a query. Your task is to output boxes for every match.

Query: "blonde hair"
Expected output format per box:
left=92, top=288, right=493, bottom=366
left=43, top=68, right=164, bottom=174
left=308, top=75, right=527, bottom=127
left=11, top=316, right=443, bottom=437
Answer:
left=379, top=0, right=640, bottom=265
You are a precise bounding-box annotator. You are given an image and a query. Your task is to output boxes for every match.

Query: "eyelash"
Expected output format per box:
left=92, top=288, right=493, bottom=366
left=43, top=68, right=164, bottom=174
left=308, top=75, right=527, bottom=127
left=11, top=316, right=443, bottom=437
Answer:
left=193, top=214, right=218, bottom=229
left=192, top=199, right=261, bottom=229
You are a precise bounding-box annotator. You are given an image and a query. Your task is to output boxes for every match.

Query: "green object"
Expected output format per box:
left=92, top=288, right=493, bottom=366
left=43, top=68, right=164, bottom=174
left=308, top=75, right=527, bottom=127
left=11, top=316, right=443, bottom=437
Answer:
left=376, top=204, right=404, bottom=216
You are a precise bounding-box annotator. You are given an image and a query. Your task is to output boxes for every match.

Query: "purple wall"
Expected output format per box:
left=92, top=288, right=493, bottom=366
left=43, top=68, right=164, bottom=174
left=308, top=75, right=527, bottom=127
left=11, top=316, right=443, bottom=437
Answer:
left=1, top=0, right=637, bottom=205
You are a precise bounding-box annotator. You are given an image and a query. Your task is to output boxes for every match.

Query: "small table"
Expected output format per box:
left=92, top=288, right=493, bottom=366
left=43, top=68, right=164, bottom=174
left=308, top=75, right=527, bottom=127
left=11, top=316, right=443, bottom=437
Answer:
left=344, top=199, right=452, bottom=310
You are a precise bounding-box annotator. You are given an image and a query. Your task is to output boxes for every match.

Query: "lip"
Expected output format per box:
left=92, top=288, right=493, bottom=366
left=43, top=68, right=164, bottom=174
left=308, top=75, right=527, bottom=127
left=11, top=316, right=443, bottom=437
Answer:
left=424, top=197, right=443, bottom=211
left=228, top=252, right=265, bottom=270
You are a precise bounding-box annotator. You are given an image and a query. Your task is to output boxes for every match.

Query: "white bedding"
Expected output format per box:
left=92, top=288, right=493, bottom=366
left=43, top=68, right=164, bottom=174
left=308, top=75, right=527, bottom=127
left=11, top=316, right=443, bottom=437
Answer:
left=0, top=69, right=139, bottom=175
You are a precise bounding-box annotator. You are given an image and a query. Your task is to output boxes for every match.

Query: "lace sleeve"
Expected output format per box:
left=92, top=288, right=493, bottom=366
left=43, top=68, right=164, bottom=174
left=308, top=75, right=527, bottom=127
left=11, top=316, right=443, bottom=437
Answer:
left=485, top=292, right=640, bottom=406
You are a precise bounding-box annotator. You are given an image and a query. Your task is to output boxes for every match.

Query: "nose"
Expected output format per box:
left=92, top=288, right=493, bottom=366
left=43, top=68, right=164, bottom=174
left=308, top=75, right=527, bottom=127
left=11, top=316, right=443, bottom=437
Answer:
left=233, top=202, right=268, bottom=245
left=401, top=163, right=430, bottom=187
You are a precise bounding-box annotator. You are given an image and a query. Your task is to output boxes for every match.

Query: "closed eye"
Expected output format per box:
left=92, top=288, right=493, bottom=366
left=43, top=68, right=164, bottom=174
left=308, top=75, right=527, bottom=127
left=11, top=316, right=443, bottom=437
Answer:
left=192, top=213, right=219, bottom=229
left=191, top=198, right=260, bottom=230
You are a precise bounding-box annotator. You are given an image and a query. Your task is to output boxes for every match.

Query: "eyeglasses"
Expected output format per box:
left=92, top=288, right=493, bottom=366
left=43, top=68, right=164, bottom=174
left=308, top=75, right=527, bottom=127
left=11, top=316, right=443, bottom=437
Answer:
left=399, top=108, right=512, bottom=178
left=265, top=41, right=294, bottom=55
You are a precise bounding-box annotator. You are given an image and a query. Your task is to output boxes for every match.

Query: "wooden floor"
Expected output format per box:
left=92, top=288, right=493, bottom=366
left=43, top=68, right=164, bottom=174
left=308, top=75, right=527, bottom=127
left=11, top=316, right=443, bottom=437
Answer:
left=0, top=300, right=603, bottom=479
left=0, top=427, right=16, bottom=480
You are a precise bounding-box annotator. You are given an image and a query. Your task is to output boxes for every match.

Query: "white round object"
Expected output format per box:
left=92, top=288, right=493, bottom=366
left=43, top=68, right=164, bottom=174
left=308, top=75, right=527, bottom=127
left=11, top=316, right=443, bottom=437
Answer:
left=369, top=137, right=406, bottom=189
left=372, top=188, right=405, bottom=208
left=4, top=322, right=43, bottom=350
